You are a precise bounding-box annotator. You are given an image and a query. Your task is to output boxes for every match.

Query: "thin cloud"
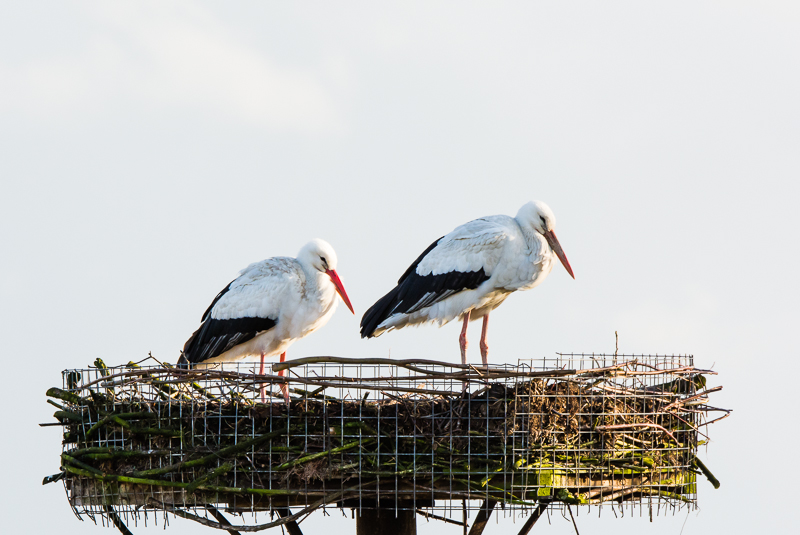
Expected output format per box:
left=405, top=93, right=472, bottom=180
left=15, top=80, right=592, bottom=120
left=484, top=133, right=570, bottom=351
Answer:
left=0, top=1, right=342, bottom=133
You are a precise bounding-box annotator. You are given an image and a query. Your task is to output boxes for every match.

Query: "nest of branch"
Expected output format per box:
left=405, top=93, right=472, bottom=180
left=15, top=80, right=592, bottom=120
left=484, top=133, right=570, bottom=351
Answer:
left=44, top=357, right=724, bottom=525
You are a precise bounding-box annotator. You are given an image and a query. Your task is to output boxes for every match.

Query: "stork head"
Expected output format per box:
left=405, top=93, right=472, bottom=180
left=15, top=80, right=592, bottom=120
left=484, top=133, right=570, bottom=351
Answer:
left=298, top=239, right=355, bottom=313
left=516, top=201, right=575, bottom=279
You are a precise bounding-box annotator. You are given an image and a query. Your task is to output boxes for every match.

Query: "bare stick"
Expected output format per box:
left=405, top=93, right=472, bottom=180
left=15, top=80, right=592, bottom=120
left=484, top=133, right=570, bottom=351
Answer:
left=594, top=423, right=679, bottom=444
left=567, top=505, right=580, bottom=535
left=206, top=505, right=242, bottom=535
left=146, top=488, right=353, bottom=532
left=274, top=507, right=304, bottom=535
left=416, top=509, right=466, bottom=527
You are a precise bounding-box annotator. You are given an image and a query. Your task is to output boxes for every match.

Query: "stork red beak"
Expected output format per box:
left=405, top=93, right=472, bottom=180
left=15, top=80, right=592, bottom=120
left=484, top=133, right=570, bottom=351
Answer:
left=543, top=230, right=575, bottom=279
left=326, top=269, right=355, bottom=314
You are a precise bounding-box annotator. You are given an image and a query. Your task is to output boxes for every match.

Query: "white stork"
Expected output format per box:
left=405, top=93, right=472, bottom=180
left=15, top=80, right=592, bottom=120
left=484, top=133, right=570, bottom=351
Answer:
left=360, top=201, right=574, bottom=366
left=182, top=239, right=354, bottom=401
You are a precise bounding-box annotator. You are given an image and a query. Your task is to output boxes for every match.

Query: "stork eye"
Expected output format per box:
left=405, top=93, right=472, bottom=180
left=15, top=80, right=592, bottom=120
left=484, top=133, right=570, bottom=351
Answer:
left=320, top=257, right=328, bottom=269
left=539, top=215, right=547, bottom=226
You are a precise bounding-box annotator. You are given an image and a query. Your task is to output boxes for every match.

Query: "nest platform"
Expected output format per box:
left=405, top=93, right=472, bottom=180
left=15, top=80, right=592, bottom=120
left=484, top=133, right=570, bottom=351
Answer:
left=43, top=354, right=725, bottom=532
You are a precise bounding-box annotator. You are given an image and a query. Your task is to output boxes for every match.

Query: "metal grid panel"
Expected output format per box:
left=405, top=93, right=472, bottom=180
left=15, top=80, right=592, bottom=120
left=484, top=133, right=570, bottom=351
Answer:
left=47, top=354, right=720, bottom=530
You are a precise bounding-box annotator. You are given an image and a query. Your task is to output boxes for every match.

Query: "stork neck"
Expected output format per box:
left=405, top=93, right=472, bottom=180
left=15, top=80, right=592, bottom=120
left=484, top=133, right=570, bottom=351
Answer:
left=520, top=226, right=547, bottom=256
left=296, top=262, right=319, bottom=292
left=522, top=227, right=557, bottom=275
left=508, top=227, right=554, bottom=289
left=298, top=261, right=339, bottom=306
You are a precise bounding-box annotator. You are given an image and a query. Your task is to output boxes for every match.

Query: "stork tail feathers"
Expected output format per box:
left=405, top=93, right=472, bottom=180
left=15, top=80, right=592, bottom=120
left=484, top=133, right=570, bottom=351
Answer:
left=360, top=286, right=402, bottom=338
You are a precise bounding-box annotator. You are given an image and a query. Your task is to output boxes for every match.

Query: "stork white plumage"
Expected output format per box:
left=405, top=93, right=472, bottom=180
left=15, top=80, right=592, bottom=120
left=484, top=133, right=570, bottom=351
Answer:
left=360, top=201, right=574, bottom=366
left=183, top=239, right=354, bottom=401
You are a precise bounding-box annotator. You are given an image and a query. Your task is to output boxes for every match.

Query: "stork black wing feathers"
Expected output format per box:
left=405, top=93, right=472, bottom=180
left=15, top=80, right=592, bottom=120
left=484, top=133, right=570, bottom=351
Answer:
left=184, top=278, right=278, bottom=364
left=360, top=236, right=489, bottom=338
left=183, top=315, right=277, bottom=364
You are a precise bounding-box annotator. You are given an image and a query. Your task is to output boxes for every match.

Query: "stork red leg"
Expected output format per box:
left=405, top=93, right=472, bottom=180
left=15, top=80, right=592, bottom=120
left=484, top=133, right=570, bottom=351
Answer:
left=459, top=311, right=471, bottom=392
left=278, top=352, right=289, bottom=404
left=479, top=313, right=490, bottom=368
left=459, top=310, right=471, bottom=365
left=259, top=352, right=267, bottom=403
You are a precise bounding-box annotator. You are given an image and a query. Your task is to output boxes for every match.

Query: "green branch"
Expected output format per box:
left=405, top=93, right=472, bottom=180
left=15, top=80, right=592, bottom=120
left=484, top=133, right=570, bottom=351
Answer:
left=273, top=438, right=374, bottom=471
left=134, top=428, right=286, bottom=477
left=692, top=457, right=720, bottom=489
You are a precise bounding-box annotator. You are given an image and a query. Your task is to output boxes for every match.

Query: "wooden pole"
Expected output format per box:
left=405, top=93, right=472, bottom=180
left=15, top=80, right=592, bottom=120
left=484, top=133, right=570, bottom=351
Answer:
left=205, top=505, right=243, bottom=535
left=516, top=502, right=549, bottom=535
left=357, top=508, right=416, bottom=535
left=467, top=500, right=497, bottom=535
left=275, top=507, right=304, bottom=535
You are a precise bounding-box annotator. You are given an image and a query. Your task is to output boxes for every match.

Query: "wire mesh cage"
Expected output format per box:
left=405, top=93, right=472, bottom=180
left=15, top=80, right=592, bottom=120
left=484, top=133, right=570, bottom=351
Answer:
left=44, top=353, right=724, bottom=531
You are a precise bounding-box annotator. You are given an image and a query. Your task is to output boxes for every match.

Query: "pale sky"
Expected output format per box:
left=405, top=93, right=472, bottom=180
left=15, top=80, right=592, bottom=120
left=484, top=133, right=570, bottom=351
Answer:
left=2, top=2, right=798, bottom=533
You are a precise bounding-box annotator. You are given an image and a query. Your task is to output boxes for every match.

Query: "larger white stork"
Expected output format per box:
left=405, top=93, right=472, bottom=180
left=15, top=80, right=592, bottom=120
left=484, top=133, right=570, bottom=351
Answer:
left=360, top=201, right=574, bottom=366
left=183, top=239, right=354, bottom=401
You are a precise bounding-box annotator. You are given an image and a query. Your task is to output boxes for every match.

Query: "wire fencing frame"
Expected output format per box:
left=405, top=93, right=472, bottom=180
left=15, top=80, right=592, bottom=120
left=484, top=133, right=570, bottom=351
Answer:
left=46, top=353, right=723, bottom=531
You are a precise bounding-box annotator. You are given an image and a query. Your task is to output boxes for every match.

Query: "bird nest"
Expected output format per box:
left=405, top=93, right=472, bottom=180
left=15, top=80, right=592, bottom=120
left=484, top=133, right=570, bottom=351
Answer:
left=43, top=354, right=725, bottom=531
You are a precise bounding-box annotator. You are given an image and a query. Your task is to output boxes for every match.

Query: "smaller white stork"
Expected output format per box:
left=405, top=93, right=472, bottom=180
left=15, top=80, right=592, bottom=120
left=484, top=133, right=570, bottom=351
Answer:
left=360, top=201, right=574, bottom=367
left=182, top=239, right=354, bottom=402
